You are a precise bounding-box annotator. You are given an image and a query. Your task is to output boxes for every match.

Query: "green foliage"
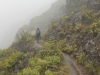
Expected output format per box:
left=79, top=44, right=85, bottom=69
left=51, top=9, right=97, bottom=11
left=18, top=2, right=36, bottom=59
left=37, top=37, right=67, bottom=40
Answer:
left=17, top=67, right=41, bottom=75
left=3, top=52, right=24, bottom=69
left=0, top=32, right=36, bottom=75
left=0, top=51, right=25, bottom=75
left=45, top=70, right=53, bottom=75
left=80, top=8, right=100, bottom=24
left=75, top=24, right=87, bottom=33
left=38, top=41, right=62, bottom=58
left=28, top=57, right=52, bottom=75
left=82, top=10, right=94, bottom=23
left=90, top=20, right=100, bottom=37
left=76, top=53, right=86, bottom=64
left=45, top=5, right=100, bottom=75
left=43, top=42, right=56, bottom=50
left=76, top=52, right=100, bottom=75
left=38, top=59, right=49, bottom=69
left=29, top=58, right=38, bottom=67
left=0, top=48, right=13, bottom=61
left=53, top=66, right=71, bottom=75
left=45, top=56, right=60, bottom=64
left=81, top=60, right=100, bottom=75
left=18, top=55, right=49, bottom=75
left=16, top=31, right=33, bottom=43
left=65, top=45, right=77, bottom=54
left=12, top=32, right=34, bottom=52
left=58, top=40, right=77, bottom=54
left=16, top=41, right=70, bottom=75
left=85, top=61, right=95, bottom=72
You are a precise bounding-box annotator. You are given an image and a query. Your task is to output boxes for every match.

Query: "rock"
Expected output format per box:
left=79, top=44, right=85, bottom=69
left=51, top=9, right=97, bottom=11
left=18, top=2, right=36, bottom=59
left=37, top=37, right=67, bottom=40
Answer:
left=72, top=12, right=82, bottom=25
left=87, top=0, right=100, bottom=10
left=49, top=35, right=56, bottom=40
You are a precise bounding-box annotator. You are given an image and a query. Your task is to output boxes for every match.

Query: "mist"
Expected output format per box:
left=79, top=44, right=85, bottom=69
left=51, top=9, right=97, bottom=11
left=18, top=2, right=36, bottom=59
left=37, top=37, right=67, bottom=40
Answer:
left=0, top=0, right=57, bottom=49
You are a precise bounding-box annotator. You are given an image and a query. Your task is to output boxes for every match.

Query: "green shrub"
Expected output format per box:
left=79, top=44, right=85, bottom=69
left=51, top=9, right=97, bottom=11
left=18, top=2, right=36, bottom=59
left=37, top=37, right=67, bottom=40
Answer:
left=12, top=32, right=34, bottom=52
left=17, top=67, right=41, bottom=75
left=45, top=56, right=61, bottom=66
left=3, top=52, right=24, bottom=69
left=76, top=53, right=86, bottom=64
left=0, top=48, right=13, bottom=61
left=45, top=70, right=54, bottom=75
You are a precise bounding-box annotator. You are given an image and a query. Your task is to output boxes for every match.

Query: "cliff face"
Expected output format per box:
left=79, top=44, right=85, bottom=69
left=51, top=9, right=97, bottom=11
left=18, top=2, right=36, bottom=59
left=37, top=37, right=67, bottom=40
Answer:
left=87, top=0, right=100, bottom=10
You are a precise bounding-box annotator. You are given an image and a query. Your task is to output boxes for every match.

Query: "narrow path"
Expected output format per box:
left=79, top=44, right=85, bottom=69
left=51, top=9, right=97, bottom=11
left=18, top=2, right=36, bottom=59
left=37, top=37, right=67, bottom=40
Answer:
left=34, top=41, right=42, bottom=49
left=34, top=41, right=87, bottom=75
left=63, top=53, right=83, bottom=75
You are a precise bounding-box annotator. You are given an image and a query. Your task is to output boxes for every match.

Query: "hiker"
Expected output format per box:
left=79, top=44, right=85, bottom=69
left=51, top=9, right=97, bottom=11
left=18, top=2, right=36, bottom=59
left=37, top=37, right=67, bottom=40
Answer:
left=36, top=28, right=41, bottom=43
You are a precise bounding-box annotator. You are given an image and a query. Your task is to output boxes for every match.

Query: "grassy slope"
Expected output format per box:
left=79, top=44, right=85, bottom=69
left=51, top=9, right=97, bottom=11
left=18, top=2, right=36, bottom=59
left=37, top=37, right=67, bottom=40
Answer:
left=45, top=5, right=100, bottom=75
left=0, top=32, right=71, bottom=75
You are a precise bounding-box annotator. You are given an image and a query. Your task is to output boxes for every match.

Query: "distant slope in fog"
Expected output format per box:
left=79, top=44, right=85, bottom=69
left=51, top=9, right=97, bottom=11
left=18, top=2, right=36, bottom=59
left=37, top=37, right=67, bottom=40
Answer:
left=0, top=0, right=66, bottom=49
left=0, top=1, right=57, bottom=49
left=20, top=0, right=66, bottom=33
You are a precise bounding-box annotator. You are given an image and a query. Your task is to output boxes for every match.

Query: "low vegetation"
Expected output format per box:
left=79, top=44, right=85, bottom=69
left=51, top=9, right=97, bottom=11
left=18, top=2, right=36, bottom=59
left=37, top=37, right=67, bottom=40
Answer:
left=45, top=6, right=100, bottom=75
left=1, top=0, right=100, bottom=75
left=0, top=32, right=71, bottom=75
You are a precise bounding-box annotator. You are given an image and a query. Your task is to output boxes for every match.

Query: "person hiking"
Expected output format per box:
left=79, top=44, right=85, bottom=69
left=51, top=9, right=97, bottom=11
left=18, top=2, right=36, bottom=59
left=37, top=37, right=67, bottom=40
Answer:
left=36, top=28, right=41, bottom=43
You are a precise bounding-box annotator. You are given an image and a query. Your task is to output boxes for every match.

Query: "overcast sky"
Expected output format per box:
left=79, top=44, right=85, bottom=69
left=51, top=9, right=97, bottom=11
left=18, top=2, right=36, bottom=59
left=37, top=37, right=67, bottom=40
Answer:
left=0, top=0, right=57, bottom=49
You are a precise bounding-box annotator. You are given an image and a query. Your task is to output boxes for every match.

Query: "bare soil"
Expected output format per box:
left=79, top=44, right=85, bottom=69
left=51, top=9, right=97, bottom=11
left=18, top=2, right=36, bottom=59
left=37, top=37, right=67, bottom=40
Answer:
left=63, top=53, right=90, bottom=75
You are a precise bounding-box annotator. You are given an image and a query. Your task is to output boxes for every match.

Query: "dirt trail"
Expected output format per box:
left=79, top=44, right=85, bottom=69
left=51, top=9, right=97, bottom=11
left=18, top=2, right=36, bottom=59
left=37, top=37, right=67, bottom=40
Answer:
left=34, top=41, right=42, bottom=49
left=63, top=53, right=83, bottom=75
left=34, top=41, right=89, bottom=75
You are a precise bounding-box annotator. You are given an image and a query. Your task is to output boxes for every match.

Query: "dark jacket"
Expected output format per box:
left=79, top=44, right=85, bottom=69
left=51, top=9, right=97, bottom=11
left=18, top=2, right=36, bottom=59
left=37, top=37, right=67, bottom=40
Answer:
left=36, top=28, right=40, bottom=38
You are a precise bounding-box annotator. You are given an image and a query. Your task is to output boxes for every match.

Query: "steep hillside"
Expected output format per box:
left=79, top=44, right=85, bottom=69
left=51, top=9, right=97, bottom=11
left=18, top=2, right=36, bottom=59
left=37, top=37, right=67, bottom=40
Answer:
left=45, top=0, right=100, bottom=75
left=0, top=32, right=71, bottom=75
left=20, top=0, right=100, bottom=34
left=1, top=0, right=100, bottom=75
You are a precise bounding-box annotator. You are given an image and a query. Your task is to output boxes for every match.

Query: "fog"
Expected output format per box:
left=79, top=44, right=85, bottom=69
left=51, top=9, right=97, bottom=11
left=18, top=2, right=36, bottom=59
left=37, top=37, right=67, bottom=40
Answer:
left=0, top=0, right=57, bottom=49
